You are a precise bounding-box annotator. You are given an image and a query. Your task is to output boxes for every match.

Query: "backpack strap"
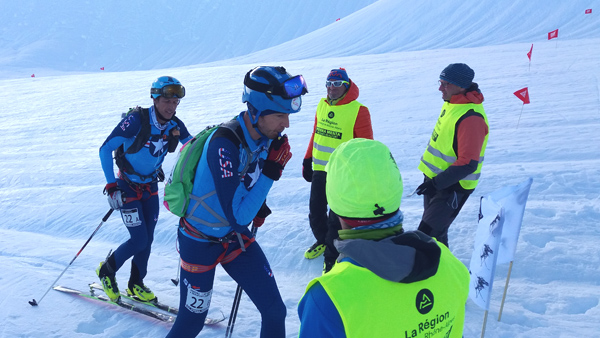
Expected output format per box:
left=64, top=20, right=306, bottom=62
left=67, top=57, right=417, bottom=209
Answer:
left=114, top=107, right=158, bottom=182
left=125, top=107, right=151, bottom=154
left=171, top=115, right=182, bottom=126
left=217, top=118, right=252, bottom=180
left=184, top=118, right=252, bottom=228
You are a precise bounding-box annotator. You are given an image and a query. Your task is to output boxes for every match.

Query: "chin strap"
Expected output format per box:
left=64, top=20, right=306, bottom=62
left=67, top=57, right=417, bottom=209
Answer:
left=252, top=122, right=268, bottom=140
left=247, top=104, right=269, bottom=140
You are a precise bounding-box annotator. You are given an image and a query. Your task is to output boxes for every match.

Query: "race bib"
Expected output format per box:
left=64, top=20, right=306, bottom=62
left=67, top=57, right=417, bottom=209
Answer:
left=185, top=283, right=212, bottom=314
left=121, top=208, right=142, bottom=227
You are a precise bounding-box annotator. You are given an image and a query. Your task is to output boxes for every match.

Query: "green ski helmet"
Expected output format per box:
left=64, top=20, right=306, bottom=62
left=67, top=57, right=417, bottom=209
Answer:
left=326, top=138, right=403, bottom=220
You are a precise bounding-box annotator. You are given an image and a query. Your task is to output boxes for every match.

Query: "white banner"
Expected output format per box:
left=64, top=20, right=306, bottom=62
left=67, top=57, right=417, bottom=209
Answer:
left=488, top=178, right=533, bottom=264
left=468, top=197, right=504, bottom=310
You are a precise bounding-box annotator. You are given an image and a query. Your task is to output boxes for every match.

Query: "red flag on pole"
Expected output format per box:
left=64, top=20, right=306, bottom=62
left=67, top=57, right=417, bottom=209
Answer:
left=514, top=87, right=530, bottom=104
left=100, top=67, right=104, bottom=70
left=527, top=44, right=533, bottom=61
left=31, top=74, right=35, bottom=78
left=585, top=9, right=592, bottom=14
left=548, top=29, right=558, bottom=40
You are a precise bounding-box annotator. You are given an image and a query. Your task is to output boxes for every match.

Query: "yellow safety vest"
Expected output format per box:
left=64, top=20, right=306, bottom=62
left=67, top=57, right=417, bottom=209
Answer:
left=418, top=102, right=489, bottom=190
left=312, top=98, right=362, bottom=171
left=302, top=242, right=469, bottom=338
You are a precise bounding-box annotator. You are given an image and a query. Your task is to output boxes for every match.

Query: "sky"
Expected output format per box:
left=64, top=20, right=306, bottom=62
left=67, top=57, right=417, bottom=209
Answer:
left=1, top=0, right=600, bottom=337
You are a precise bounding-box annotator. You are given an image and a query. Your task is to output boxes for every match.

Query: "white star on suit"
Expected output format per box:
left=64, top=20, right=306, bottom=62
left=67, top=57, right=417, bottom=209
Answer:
left=152, top=139, right=166, bottom=155
left=246, top=164, right=261, bottom=188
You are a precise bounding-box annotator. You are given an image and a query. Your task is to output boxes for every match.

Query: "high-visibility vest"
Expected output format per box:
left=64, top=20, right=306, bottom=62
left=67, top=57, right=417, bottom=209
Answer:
left=312, top=98, right=362, bottom=171
left=418, top=102, right=489, bottom=190
left=302, top=241, right=469, bottom=338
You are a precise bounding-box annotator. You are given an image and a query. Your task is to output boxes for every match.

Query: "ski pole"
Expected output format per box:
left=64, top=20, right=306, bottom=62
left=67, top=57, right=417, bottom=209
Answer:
left=171, top=237, right=180, bottom=286
left=29, top=209, right=115, bottom=306
left=171, top=262, right=180, bottom=286
left=225, top=226, right=258, bottom=338
left=225, top=282, right=243, bottom=338
left=404, top=187, right=419, bottom=198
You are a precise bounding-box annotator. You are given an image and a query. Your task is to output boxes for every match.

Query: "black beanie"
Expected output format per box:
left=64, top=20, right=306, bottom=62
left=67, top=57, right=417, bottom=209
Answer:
left=440, top=63, right=474, bottom=89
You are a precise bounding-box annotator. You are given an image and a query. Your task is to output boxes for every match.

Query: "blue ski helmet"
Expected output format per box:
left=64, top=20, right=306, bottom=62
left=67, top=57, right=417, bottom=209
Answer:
left=151, top=76, right=185, bottom=99
left=242, top=66, right=307, bottom=117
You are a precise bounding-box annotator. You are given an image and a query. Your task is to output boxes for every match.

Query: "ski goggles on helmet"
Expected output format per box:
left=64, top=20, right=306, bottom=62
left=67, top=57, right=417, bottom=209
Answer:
left=151, top=84, right=186, bottom=99
left=244, top=73, right=308, bottom=100
left=326, top=80, right=349, bottom=88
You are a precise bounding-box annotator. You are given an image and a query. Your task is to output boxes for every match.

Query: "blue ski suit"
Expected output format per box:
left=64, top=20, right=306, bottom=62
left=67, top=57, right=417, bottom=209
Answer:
left=166, top=112, right=286, bottom=338
left=99, top=106, right=191, bottom=283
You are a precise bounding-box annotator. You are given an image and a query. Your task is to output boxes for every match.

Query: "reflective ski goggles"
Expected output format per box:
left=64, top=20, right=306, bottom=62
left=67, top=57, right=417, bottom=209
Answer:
left=244, top=73, right=308, bottom=100
left=151, top=84, right=186, bottom=99
left=282, top=75, right=309, bottom=99
left=326, top=80, right=349, bottom=88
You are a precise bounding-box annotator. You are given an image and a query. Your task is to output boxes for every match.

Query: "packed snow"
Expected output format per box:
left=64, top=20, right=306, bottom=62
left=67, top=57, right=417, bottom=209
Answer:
left=1, top=0, right=599, bottom=337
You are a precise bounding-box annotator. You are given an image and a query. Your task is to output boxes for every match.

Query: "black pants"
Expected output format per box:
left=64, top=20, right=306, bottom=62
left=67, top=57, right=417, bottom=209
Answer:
left=308, top=171, right=341, bottom=261
left=418, top=179, right=471, bottom=248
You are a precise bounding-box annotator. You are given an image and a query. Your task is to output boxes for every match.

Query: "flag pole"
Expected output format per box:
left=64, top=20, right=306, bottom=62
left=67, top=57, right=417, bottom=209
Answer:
left=516, top=104, right=525, bottom=129
left=481, top=310, right=489, bottom=338
left=497, top=261, right=514, bottom=321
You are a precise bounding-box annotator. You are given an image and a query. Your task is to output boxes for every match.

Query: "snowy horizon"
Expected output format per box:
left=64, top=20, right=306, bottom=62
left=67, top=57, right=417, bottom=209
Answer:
left=1, top=0, right=600, bottom=337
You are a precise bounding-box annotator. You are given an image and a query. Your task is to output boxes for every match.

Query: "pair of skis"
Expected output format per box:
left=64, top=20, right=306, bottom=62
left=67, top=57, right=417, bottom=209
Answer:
left=53, top=283, right=226, bottom=325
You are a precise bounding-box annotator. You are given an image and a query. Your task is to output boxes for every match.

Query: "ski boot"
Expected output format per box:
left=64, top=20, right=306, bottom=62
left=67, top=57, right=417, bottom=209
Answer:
left=323, top=257, right=336, bottom=275
left=96, top=261, right=120, bottom=302
left=127, top=283, right=156, bottom=302
left=304, top=242, right=326, bottom=259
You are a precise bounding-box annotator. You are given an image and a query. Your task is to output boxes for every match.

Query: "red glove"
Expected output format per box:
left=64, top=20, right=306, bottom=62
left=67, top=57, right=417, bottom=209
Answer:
left=252, top=216, right=266, bottom=227
left=252, top=203, right=272, bottom=227
left=262, top=135, right=292, bottom=181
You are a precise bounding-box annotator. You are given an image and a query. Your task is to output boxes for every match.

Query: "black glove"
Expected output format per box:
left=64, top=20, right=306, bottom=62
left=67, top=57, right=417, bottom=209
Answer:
left=262, top=135, right=292, bottom=181
left=302, top=158, right=313, bottom=182
left=416, top=179, right=437, bottom=197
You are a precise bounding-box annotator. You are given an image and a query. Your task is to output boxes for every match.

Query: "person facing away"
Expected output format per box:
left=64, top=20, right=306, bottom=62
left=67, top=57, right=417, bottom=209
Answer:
left=97, top=76, right=192, bottom=302
left=297, top=138, right=470, bottom=338
left=416, top=63, right=489, bottom=248
left=301, top=68, right=373, bottom=274
left=166, top=66, right=308, bottom=338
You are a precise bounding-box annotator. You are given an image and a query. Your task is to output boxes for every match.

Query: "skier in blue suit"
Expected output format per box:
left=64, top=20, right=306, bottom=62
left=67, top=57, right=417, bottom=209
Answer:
left=97, top=76, right=192, bottom=303
left=166, top=66, right=308, bottom=338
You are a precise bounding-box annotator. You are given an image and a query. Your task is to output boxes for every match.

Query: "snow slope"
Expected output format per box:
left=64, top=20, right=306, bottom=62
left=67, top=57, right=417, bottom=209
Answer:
left=1, top=0, right=599, bottom=337
left=0, top=0, right=376, bottom=78
left=235, top=0, right=600, bottom=64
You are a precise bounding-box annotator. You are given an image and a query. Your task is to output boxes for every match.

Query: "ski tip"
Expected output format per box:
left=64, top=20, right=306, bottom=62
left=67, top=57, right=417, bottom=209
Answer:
left=29, top=299, right=38, bottom=306
left=205, top=316, right=227, bottom=325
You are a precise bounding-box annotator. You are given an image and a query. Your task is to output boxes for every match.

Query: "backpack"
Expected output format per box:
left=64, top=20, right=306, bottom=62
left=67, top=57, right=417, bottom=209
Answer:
left=163, top=118, right=250, bottom=217
left=115, top=107, right=181, bottom=181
